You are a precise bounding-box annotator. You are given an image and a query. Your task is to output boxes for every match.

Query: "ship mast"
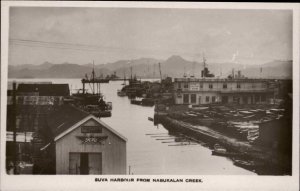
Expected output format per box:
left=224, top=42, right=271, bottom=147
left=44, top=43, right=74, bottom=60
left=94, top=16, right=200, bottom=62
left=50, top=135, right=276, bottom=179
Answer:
left=203, top=53, right=206, bottom=78
left=123, top=70, right=126, bottom=85
left=158, top=62, right=162, bottom=81
left=92, top=60, right=95, bottom=94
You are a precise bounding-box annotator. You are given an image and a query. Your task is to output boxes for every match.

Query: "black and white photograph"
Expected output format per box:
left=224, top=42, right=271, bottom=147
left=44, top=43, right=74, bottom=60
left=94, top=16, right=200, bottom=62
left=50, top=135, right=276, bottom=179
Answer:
left=1, top=1, right=299, bottom=191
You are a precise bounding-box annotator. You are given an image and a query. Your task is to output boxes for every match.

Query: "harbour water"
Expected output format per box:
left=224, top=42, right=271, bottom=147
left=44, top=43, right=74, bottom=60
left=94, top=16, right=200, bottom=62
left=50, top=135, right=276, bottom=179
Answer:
left=8, top=78, right=255, bottom=175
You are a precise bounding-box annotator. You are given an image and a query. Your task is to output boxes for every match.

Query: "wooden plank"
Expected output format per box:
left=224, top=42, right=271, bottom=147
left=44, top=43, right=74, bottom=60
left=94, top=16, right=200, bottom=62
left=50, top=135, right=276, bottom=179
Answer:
left=55, top=119, right=126, bottom=175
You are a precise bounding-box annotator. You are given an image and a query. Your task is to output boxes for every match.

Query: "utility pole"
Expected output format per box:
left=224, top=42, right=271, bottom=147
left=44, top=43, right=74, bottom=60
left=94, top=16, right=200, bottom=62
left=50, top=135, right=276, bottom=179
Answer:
left=12, top=82, right=17, bottom=174
left=92, top=60, right=95, bottom=94
left=158, top=62, right=162, bottom=81
left=123, top=70, right=126, bottom=85
left=191, top=61, right=195, bottom=78
left=260, top=67, right=262, bottom=79
left=202, top=53, right=206, bottom=78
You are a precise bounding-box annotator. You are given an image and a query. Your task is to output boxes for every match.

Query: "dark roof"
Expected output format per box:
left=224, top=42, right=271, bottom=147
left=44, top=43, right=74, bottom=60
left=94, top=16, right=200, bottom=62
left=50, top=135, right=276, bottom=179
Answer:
left=7, top=90, right=13, bottom=96
left=17, top=84, right=70, bottom=96
left=47, top=104, right=89, bottom=137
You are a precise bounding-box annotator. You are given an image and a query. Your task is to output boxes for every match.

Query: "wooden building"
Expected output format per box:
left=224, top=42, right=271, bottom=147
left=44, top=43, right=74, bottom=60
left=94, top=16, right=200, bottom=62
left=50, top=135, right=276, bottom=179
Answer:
left=173, top=77, right=276, bottom=105
left=47, top=105, right=127, bottom=175
left=6, top=83, right=70, bottom=174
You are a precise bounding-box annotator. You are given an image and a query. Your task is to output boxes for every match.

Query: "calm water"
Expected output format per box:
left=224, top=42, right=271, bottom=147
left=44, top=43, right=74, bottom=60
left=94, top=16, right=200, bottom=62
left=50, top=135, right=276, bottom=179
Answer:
left=8, top=78, right=255, bottom=175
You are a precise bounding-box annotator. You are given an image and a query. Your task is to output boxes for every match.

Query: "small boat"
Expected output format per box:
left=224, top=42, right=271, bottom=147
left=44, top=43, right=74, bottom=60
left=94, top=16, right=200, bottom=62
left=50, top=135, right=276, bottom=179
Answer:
left=212, top=144, right=242, bottom=157
left=233, top=159, right=255, bottom=171
left=117, top=90, right=126, bottom=97
left=97, top=110, right=112, bottom=118
left=127, top=90, right=137, bottom=99
left=212, top=144, right=227, bottom=156
left=131, top=99, right=142, bottom=105
left=148, top=117, right=154, bottom=121
left=141, top=98, right=155, bottom=106
left=85, top=105, right=112, bottom=118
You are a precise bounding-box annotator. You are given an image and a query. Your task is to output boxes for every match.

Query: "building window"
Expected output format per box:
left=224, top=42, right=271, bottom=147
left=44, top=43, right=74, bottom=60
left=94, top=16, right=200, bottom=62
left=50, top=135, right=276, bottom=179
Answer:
left=212, top=96, right=216, bottom=103
left=200, top=83, right=203, bottom=88
left=184, top=83, right=189, bottom=89
left=198, top=96, right=201, bottom=104
left=237, top=83, right=241, bottom=88
left=223, top=84, right=227, bottom=89
left=178, top=83, right=181, bottom=89
left=17, top=97, right=24, bottom=104
left=261, top=94, right=266, bottom=102
left=209, top=84, right=213, bottom=89
left=233, top=96, right=237, bottom=103
left=255, top=95, right=260, bottom=103
left=183, top=94, right=189, bottom=104
left=191, top=94, right=196, bottom=104
left=16, top=117, right=21, bottom=130
left=243, top=96, right=248, bottom=104
left=206, top=96, right=210, bottom=102
left=222, top=96, right=228, bottom=104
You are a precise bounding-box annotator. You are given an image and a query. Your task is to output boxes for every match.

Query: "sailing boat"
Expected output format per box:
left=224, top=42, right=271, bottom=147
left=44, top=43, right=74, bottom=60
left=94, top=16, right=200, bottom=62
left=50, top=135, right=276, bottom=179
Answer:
left=72, top=61, right=112, bottom=117
left=117, top=70, right=127, bottom=96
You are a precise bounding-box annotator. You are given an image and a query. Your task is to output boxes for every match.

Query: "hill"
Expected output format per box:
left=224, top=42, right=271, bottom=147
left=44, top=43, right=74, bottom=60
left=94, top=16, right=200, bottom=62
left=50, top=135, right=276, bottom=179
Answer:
left=8, top=56, right=292, bottom=79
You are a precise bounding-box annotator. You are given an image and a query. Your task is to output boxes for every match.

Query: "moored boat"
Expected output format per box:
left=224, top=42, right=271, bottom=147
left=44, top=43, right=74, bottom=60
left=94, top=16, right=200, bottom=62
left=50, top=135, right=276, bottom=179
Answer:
left=85, top=104, right=112, bottom=118
left=141, top=98, right=155, bottom=106
left=212, top=144, right=227, bottom=156
left=71, top=64, right=113, bottom=118
left=131, top=98, right=142, bottom=105
left=117, top=90, right=126, bottom=97
left=233, top=159, right=255, bottom=171
left=212, top=144, right=243, bottom=157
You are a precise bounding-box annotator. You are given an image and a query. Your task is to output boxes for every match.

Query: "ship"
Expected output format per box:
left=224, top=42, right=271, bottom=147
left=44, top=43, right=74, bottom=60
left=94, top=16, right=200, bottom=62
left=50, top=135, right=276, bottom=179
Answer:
left=72, top=62, right=112, bottom=117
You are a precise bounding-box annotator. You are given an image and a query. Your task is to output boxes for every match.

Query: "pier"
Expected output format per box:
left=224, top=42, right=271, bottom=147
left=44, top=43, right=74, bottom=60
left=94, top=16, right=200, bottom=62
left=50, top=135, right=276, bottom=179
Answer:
left=156, top=113, right=291, bottom=175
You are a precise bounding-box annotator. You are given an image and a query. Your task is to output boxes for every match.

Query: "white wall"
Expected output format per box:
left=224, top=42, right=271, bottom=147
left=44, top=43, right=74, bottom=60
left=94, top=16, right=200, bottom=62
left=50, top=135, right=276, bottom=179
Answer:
left=55, top=118, right=126, bottom=175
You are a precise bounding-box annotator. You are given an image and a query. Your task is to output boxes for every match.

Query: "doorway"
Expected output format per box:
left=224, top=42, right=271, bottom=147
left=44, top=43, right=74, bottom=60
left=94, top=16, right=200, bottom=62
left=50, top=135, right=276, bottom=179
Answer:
left=183, top=94, right=189, bottom=104
left=69, top=152, right=102, bottom=174
left=80, top=153, right=89, bottom=174
left=221, top=96, right=228, bottom=104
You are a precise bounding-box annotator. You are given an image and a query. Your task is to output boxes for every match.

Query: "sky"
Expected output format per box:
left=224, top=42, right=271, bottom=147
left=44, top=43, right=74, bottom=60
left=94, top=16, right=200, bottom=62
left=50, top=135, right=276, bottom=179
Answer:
left=8, top=7, right=293, bottom=66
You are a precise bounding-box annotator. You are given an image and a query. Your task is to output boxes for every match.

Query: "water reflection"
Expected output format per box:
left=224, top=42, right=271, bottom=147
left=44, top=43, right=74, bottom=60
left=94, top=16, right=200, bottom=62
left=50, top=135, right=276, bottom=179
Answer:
left=8, top=79, right=255, bottom=175
left=99, top=80, right=255, bottom=175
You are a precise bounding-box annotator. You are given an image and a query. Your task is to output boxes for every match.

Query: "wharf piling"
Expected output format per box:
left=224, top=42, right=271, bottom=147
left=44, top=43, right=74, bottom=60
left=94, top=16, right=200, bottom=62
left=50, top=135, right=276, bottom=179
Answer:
left=158, top=115, right=273, bottom=163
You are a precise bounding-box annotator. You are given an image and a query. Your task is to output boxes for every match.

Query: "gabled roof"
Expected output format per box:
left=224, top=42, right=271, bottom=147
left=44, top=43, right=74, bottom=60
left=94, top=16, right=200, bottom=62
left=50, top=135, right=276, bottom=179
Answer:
left=47, top=104, right=89, bottom=137
left=17, top=84, right=70, bottom=96
left=47, top=104, right=127, bottom=142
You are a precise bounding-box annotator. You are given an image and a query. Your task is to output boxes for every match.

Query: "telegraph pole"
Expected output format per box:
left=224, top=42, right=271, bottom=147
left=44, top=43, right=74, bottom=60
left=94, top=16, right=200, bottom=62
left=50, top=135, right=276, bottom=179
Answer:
left=12, top=81, right=17, bottom=174
left=92, top=60, right=95, bottom=94
left=202, top=53, right=206, bottom=78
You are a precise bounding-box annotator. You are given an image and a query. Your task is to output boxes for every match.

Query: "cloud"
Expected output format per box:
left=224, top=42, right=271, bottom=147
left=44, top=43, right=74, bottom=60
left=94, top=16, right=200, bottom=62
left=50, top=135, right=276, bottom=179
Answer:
left=231, top=50, right=239, bottom=63
left=8, top=8, right=292, bottom=65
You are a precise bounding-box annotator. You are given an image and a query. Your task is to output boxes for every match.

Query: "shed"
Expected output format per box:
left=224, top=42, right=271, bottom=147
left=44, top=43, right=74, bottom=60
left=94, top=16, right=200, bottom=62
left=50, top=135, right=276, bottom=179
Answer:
left=47, top=105, right=127, bottom=175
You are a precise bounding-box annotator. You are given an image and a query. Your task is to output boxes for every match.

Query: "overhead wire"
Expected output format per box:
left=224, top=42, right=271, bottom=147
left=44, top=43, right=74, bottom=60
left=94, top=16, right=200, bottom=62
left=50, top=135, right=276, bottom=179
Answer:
left=9, top=38, right=199, bottom=57
left=9, top=38, right=123, bottom=52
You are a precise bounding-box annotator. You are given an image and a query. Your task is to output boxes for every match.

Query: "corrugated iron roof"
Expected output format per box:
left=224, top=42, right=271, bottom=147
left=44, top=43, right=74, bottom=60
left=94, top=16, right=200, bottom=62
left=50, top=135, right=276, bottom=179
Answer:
left=17, top=84, right=70, bottom=96
left=47, top=104, right=127, bottom=142
left=47, top=104, right=89, bottom=137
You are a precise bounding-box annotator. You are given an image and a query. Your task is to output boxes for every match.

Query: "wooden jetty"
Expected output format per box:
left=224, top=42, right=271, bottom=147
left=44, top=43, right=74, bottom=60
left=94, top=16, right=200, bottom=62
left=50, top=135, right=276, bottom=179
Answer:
left=158, top=116, right=274, bottom=163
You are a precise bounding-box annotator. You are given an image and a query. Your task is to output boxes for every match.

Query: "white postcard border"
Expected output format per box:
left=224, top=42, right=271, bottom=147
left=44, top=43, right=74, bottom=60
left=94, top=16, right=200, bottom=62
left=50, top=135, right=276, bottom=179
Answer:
left=1, top=2, right=299, bottom=191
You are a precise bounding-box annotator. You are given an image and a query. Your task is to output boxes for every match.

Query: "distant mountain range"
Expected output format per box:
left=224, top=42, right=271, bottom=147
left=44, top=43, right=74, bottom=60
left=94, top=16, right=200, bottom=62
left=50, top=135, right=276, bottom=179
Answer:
left=8, top=55, right=292, bottom=79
